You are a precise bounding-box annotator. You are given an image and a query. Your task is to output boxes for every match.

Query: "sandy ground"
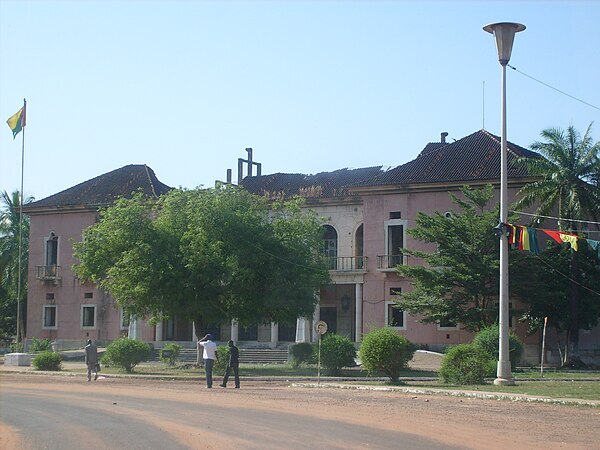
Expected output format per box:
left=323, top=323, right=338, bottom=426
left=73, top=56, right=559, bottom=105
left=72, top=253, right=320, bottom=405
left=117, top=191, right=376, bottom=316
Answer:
left=2, top=371, right=600, bottom=450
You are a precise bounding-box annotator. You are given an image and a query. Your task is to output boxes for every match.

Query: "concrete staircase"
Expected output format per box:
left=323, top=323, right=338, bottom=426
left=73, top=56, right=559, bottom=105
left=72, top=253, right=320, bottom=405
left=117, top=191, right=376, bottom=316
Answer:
left=151, top=347, right=289, bottom=364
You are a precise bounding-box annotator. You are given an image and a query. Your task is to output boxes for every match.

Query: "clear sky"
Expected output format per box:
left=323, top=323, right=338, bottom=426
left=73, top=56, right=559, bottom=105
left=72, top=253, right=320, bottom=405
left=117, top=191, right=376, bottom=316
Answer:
left=1, top=1, right=599, bottom=202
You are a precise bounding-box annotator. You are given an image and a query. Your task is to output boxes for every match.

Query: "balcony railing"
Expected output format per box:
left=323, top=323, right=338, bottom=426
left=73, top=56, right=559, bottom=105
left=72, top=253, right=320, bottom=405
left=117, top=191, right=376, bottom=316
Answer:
left=36, top=265, right=61, bottom=281
left=326, top=256, right=367, bottom=271
left=376, top=254, right=404, bottom=270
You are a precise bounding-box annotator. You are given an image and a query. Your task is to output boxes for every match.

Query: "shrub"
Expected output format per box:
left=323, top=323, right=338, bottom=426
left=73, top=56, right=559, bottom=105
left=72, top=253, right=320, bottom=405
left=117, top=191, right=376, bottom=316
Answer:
left=439, top=343, right=492, bottom=385
left=290, top=342, right=314, bottom=367
left=320, top=334, right=356, bottom=376
left=472, top=324, right=524, bottom=372
left=159, top=343, right=181, bottom=366
left=213, top=344, right=230, bottom=373
left=29, top=337, right=52, bottom=353
left=359, top=327, right=416, bottom=382
left=32, top=351, right=62, bottom=371
left=101, top=338, right=152, bottom=373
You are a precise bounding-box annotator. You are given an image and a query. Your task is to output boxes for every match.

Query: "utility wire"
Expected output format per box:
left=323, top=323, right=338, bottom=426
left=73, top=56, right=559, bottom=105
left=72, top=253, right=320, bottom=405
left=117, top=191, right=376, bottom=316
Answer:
left=508, top=64, right=600, bottom=111
left=511, top=210, right=600, bottom=227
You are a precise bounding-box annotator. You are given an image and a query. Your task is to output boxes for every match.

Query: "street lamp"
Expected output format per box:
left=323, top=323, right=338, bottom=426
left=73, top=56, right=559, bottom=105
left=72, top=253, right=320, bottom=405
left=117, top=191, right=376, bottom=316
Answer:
left=483, top=21, right=525, bottom=386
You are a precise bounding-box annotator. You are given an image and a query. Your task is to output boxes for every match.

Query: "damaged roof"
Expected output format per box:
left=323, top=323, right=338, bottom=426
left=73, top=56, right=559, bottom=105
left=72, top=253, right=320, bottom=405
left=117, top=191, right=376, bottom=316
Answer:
left=24, top=164, right=172, bottom=210
left=240, top=166, right=385, bottom=200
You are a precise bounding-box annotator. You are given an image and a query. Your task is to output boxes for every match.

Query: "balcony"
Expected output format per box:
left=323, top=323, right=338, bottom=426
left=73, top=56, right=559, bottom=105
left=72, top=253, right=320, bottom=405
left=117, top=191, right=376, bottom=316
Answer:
left=376, top=254, right=404, bottom=271
left=36, top=265, right=61, bottom=282
left=327, top=256, right=367, bottom=272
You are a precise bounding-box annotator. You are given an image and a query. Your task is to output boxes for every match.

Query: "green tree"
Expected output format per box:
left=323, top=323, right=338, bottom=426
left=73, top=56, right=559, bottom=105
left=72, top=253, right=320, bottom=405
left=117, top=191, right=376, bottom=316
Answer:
left=395, top=185, right=501, bottom=332
left=73, top=186, right=329, bottom=338
left=515, top=124, right=600, bottom=363
left=0, top=190, right=33, bottom=342
left=510, top=242, right=600, bottom=365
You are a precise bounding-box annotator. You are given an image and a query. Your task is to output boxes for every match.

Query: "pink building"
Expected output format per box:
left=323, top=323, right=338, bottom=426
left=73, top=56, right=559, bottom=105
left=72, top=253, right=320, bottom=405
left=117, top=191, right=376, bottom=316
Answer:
left=23, top=131, right=600, bottom=364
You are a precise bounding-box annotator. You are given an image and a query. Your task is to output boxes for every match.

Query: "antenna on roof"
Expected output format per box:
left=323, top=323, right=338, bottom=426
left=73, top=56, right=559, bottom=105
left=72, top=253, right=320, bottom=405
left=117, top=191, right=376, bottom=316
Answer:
left=482, top=80, right=485, bottom=130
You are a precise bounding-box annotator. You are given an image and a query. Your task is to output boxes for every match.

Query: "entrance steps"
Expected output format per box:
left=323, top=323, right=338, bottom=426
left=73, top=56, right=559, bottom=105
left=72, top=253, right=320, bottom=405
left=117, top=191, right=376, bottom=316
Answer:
left=150, top=347, right=289, bottom=364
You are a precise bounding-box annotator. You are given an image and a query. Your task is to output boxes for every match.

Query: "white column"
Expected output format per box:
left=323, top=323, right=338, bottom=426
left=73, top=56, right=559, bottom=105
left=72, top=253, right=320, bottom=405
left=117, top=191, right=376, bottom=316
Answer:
left=270, top=322, right=278, bottom=349
left=355, top=283, right=363, bottom=343
left=295, top=318, right=306, bottom=343
left=192, top=322, right=198, bottom=342
left=155, top=320, right=163, bottom=342
left=231, top=320, right=239, bottom=343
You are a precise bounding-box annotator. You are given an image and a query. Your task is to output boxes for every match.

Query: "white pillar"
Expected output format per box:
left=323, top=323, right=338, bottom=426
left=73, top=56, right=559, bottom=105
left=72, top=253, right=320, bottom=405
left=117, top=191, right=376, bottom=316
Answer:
left=155, top=320, right=163, bottom=342
left=128, top=316, right=141, bottom=340
left=231, top=320, right=239, bottom=343
left=295, top=318, right=307, bottom=343
left=270, top=322, right=278, bottom=349
left=355, top=283, right=363, bottom=343
left=192, top=322, right=198, bottom=342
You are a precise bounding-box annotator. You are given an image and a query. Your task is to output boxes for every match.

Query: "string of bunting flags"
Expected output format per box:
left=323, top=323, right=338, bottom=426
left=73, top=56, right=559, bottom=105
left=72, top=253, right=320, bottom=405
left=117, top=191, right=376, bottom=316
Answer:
left=505, top=223, right=600, bottom=258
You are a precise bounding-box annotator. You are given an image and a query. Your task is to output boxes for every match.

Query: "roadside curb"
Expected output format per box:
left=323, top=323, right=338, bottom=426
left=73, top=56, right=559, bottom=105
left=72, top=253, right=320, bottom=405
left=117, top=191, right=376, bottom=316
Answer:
left=291, top=382, right=600, bottom=408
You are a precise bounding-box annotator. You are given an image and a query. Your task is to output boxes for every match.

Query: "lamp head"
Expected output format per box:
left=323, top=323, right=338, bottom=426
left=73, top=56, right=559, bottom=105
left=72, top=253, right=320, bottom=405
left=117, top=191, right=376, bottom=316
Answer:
left=493, top=222, right=505, bottom=238
left=483, top=22, right=526, bottom=65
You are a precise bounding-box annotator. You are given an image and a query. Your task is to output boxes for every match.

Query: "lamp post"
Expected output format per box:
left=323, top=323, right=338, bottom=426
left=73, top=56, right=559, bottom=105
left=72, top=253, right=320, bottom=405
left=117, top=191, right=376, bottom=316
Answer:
left=483, top=21, right=525, bottom=386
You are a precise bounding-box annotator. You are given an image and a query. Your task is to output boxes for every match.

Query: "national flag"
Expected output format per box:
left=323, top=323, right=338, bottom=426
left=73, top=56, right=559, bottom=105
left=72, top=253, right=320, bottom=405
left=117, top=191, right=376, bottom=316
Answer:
left=6, top=102, right=26, bottom=139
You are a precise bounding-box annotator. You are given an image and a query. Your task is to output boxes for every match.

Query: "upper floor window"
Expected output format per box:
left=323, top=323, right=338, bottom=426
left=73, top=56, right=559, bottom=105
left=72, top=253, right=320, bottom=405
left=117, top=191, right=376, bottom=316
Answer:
left=323, top=225, right=338, bottom=257
left=383, top=218, right=407, bottom=267
left=45, top=232, right=59, bottom=266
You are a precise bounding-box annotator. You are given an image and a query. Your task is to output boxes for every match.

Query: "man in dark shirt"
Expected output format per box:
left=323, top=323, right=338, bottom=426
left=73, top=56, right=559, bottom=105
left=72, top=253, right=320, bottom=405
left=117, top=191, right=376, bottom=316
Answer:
left=219, top=340, right=240, bottom=388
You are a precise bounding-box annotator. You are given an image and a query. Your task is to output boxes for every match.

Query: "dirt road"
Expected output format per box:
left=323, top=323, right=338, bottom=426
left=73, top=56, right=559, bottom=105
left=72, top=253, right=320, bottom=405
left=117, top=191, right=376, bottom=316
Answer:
left=1, top=374, right=599, bottom=449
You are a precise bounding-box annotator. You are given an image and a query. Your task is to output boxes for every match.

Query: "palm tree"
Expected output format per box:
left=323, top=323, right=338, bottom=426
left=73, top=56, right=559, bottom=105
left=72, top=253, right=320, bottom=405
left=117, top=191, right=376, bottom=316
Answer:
left=0, top=190, right=33, bottom=343
left=515, top=123, right=600, bottom=365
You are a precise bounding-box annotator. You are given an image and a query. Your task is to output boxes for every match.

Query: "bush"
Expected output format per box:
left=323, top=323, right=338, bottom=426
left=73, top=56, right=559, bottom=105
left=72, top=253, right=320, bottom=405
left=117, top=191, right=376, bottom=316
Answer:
left=101, top=338, right=152, bottom=373
left=213, top=344, right=230, bottom=373
left=320, top=334, right=356, bottom=376
left=359, top=327, right=416, bottom=382
left=29, top=337, right=52, bottom=353
left=159, top=343, right=181, bottom=366
left=472, top=324, right=524, bottom=372
left=439, top=343, right=492, bottom=385
left=290, top=342, right=314, bottom=367
left=32, top=351, right=62, bottom=371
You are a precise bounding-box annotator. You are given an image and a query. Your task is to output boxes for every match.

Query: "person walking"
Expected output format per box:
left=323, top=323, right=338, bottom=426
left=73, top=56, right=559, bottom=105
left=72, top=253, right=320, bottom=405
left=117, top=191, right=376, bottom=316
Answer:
left=197, top=334, right=218, bottom=388
left=219, top=340, right=240, bottom=389
left=84, top=339, right=99, bottom=382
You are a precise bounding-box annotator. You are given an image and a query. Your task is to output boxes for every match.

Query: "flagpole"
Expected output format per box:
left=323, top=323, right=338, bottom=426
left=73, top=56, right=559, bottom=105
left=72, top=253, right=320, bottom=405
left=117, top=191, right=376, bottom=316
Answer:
left=16, top=98, right=26, bottom=349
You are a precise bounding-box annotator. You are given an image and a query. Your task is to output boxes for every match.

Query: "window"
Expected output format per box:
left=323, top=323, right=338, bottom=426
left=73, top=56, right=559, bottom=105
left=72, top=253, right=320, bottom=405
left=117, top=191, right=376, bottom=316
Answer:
left=120, top=308, right=130, bottom=330
left=383, top=218, right=407, bottom=268
left=355, top=224, right=364, bottom=269
left=323, top=225, right=338, bottom=269
left=43, top=305, right=57, bottom=329
left=389, top=211, right=401, bottom=219
left=386, top=302, right=406, bottom=329
left=45, top=232, right=59, bottom=267
left=386, top=289, right=405, bottom=329
left=84, top=292, right=93, bottom=299
left=46, top=293, right=55, bottom=300
left=438, top=317, right=459, bottom=330
left=81, top=305, right=96, bottom=328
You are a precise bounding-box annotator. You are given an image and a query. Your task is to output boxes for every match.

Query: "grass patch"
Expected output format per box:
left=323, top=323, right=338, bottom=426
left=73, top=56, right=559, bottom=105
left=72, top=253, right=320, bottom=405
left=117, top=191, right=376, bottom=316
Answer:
left=515, top=370, right=600, bottom=379
left=412, top=380, right=600, bottom=401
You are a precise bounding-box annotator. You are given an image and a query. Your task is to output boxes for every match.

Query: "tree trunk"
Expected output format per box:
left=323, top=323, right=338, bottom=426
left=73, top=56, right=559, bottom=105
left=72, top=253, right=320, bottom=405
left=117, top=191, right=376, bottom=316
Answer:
left=566, top=248, right=583, bottom=367
left=193, top=316, right=204, bottom=366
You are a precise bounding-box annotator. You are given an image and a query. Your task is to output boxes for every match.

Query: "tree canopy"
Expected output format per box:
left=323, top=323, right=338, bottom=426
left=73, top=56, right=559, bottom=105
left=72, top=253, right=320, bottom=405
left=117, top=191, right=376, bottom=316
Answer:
left=395, top=185, right=501, bottom=332
left=73, top=186, right=329, bottom=336
left=0, top=190, right=33, bottom=341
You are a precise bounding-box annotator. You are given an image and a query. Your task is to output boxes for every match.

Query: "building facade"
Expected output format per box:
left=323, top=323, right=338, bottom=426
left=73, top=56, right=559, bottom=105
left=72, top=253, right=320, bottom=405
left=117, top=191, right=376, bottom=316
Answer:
left=23, top=131, right=600, bottom=364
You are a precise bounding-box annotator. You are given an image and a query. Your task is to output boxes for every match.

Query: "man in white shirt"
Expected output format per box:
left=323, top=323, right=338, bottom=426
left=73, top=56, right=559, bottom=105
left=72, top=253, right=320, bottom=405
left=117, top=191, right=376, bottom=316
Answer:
left=197, top=334, right=218, bottom=388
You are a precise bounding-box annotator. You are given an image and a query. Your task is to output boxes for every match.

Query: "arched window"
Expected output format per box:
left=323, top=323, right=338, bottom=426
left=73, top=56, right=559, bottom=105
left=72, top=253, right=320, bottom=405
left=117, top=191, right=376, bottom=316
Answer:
left=45, top=232, right=59, bottom=272
left=354, top=224, right=364, bottom=269
left=323, top=225, right=338, bottom=269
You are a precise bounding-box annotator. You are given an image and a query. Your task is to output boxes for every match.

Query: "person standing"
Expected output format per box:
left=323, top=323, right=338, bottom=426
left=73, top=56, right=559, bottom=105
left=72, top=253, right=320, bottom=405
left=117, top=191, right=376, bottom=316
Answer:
left=219, top=340, right=240, bottom=389
left=197, top=334, right=218, bottom=388
left=84, top=339, right=99, bottom=382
